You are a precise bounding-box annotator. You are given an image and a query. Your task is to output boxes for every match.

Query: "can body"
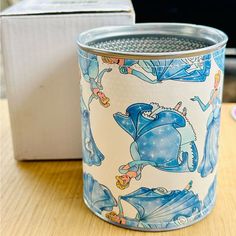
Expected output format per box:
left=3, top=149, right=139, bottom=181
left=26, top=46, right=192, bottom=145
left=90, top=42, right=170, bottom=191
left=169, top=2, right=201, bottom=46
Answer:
left=78, top=24, right=226, bottom=231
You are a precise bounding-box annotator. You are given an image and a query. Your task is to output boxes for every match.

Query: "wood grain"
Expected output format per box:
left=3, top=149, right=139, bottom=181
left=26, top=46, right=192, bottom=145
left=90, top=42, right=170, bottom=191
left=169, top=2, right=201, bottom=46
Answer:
left=1, top=99, right=236, bottom=236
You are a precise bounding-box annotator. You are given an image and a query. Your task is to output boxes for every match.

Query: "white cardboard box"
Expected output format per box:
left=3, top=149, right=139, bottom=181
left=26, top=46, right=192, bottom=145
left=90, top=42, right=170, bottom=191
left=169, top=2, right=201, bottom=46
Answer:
left=1, top=0, right=135, bottom=160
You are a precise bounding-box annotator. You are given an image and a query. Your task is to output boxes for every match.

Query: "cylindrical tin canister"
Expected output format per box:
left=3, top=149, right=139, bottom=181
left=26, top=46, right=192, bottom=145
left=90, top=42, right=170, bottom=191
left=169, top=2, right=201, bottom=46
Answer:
left=77, top=23, right=228, bottom=231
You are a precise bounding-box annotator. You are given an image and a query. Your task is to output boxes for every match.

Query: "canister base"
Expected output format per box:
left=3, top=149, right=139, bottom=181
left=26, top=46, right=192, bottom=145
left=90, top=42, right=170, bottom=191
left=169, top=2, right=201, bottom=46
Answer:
left=83, top=197, right=216, bottom=232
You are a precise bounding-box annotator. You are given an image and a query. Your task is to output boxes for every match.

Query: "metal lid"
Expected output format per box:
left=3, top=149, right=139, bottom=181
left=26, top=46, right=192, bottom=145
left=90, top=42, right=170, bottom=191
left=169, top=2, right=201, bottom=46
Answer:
left=77, top=23, right=228, bottom=59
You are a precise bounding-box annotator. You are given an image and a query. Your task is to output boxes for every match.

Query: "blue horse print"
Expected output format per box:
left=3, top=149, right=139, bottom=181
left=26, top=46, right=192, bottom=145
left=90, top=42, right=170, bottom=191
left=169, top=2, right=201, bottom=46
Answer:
left=105, top=181, right=201, bottom=230
left=81, top=96, right=105, bottom=166
left=114, top=102, right=198, bottom=189
left=83, top=172, right=117, bottom=214
left=191, top=71, right=222, bottom=177
left=79, top=50, right=112, bottom=108
left=101, top=54, right=211, bottom=84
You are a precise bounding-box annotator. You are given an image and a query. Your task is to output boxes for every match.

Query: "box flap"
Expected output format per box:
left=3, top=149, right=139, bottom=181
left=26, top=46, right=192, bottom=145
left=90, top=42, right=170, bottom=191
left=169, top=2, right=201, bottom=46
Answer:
left=1, top=0, right=133, bottom=16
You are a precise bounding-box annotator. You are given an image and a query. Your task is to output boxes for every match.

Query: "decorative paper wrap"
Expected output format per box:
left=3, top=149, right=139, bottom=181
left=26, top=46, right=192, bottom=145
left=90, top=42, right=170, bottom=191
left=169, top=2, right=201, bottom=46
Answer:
left=78, top=46, right=225, bottom=231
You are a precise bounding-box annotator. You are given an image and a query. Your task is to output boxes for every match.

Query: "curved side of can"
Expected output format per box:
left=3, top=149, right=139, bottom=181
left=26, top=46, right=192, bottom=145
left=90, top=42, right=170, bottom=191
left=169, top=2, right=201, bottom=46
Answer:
left=78, top=28, right=226, bottom=231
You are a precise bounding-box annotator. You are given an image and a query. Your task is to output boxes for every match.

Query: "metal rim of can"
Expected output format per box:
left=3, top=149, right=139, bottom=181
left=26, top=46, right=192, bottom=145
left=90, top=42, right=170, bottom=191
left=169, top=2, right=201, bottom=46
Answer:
left=77, top=23, right=228, bottom=60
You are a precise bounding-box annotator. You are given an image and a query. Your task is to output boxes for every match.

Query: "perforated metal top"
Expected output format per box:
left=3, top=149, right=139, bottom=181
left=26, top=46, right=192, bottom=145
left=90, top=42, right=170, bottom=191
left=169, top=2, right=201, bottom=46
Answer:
left=88, top=35, right=212, bottom=53
left=77, top=23, right=228, bottom=59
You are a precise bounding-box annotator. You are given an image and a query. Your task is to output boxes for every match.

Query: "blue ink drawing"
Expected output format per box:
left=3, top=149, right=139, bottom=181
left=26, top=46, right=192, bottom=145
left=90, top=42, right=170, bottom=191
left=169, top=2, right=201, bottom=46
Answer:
left=105, top=181, right=201, bottom=230
left=81, top=96, right=105, bottom=166
left=191, top=71, right=222, bottom=177
left=79, top=50, right=112, bottom=108
left=83, top=172, right=117, bottom=214
left=101, top=54, right=211, bottom=84
left=203, top=176, right=217, bottom=209
left=213, top=48, right=225, bottom=71
left=114, top=101, right=198, bottom=189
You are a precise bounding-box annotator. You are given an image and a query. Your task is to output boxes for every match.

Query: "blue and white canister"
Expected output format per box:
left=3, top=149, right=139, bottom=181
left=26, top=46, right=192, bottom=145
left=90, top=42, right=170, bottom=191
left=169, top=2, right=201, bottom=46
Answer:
left=77, top=23, right=228, bottom=231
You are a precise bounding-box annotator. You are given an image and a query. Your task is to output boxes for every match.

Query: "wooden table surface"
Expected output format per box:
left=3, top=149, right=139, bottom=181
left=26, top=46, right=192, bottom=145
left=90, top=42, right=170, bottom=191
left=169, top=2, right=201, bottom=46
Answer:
left=1, top=99, right=236, bottom=236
